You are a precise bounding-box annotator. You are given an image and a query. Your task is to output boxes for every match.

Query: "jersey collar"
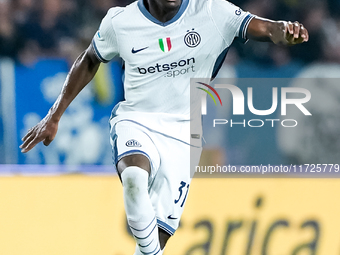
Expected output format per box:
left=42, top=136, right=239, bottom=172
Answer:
left=137, top=0, right=189, bottom=26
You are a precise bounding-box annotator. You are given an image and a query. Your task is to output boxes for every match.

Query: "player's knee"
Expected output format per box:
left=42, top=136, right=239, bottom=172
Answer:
left=121, top=166, right=149, bottom=205
left=123, top=175, right=140, bottom=202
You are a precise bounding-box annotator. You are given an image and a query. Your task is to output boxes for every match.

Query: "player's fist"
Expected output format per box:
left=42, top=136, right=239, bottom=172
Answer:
left=20, top=114, right=59, bottom=153
left=284, top=21, right=309, bottom=45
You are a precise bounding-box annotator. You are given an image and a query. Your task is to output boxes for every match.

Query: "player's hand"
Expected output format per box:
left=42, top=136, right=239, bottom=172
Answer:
left=20, top=114, right=59, bottom=153
left=283, top=21, right=309, bottom=45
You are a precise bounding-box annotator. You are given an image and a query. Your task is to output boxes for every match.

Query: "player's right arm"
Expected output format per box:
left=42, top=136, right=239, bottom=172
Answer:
left=20, top=8, right=120, bottom=153
left=20, top=46, right=101, bottom=153
left=208, top=0, right=308, bottom=46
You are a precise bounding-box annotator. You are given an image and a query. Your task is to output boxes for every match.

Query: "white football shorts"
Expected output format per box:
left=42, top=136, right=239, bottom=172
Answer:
left=110, top=120, right=202, bottom=235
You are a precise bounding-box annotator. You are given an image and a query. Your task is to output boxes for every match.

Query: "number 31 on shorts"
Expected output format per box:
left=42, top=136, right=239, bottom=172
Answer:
left=174, top=181, right=190, bottom=207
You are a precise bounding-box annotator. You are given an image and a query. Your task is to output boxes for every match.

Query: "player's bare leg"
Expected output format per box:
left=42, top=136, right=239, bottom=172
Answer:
left=158, top=229, right=170, bottom=249
left=117, top=154, right=170, bottom=254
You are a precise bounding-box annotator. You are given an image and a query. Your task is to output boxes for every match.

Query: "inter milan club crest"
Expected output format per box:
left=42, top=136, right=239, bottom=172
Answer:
left=159, top=37, right=172, bottom=52
left=184, top=29, right=201, bottom=48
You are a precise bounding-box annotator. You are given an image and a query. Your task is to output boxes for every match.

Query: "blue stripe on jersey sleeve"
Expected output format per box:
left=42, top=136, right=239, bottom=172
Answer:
left=92, top=39, right=110, bottom=63
left=238, top=14, right=255, bottom=41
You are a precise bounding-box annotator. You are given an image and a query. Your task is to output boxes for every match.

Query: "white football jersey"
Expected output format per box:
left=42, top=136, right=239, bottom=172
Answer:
left=92, top=0, right=254, bottom=142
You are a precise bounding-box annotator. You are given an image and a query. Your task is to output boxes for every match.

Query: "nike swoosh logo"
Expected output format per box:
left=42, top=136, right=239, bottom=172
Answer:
left=167, top=215, right=178, bottom=220
left=132, top=47, right=148, bottom=54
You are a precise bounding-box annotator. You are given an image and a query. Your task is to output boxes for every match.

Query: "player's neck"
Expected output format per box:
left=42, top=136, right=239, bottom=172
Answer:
left=145, top=0, right=182, bottom=23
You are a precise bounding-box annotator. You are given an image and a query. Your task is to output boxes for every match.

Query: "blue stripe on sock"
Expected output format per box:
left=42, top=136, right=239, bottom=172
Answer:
left=133, top=224, right=157, bottom=240
left=139, top=239, right=153, bottom=248
left=140, top=244, right=160, bottom=255
left=154, top=248, right=161, bottom=255
left=130, top=217, right=156, bottom=232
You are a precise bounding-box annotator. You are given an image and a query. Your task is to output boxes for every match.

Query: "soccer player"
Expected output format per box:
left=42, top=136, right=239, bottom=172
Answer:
left=20, top=0, right=308, bottom=254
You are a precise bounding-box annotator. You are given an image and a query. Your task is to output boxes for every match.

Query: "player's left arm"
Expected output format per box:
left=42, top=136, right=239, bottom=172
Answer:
left=246, top=17, right=309, bottom=45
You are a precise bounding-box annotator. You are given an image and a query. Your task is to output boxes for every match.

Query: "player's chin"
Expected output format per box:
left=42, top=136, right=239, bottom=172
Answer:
left=163, top=0, right=181, bottom=9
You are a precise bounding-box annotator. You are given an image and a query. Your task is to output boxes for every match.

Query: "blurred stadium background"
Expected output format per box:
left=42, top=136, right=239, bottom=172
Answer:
left=1, top=0, right=340, bottom=254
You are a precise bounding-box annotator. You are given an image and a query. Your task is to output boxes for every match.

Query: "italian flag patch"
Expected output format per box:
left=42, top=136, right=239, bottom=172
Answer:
left=159, top=37, right=172, bottom=52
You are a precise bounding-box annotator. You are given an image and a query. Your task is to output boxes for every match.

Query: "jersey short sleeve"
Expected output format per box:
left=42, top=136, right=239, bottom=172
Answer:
left=92, top=8, right=123, bottom=63
left=208, top=0, right=254, bottom=44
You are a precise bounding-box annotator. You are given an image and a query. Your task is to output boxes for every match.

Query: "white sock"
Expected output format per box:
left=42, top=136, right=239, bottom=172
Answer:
left=133, top=245, right=164, bottom=255
left=122, top=166, right=161, bottom=255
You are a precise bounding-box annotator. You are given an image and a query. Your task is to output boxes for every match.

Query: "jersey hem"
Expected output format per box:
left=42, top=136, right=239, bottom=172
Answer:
left=157, top=219, right=176, bottom=235
left=111, top=119, right=201, bottom=148
left=115, top=150, right=152, bottom=165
